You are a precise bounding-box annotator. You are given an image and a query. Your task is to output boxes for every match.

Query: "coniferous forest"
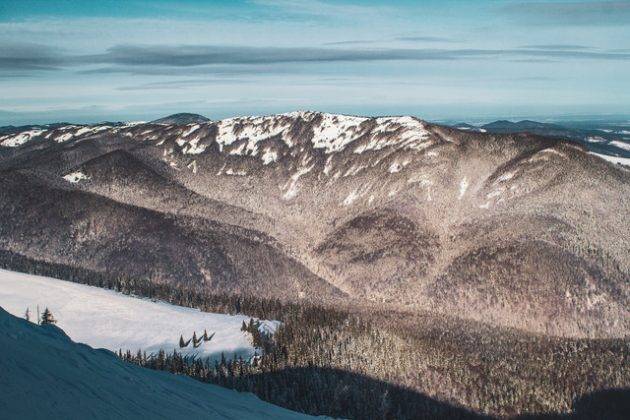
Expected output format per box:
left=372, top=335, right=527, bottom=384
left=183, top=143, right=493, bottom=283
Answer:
left=2, top=250, right=628, bottom=419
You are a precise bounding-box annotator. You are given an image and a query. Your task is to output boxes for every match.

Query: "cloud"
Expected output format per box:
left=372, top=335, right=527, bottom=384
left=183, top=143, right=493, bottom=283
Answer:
left=3, top=42, right=630, bottom=77
left=250, top=0, right=391, bottom=20
left=323, top=40, right=381, bottom=46
left=0, top=43, right=63, bottom=72
left=518, top=44, right=594, bottom=51
left=83, top=44, right=630, bottom=68
left=502, top=1, right=630, bottom=25
left=324, top=35, right=458, bottom=46
left=395, top=36, right=458, bottom=43
left=82, top=45, right=468, bottom=67
left=117, top=78, right=255, bottom=91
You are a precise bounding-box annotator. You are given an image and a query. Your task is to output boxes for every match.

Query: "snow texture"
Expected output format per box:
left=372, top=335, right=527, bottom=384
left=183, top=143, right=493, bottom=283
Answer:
left=0, top=269, right=279, bottom=361
left=63, top=171, right=90, bottom=183
left=0, top=129, right=46, bottom=147
left=261, top=148, right=279, bottom=165
left=458, top=177, right=469, bottom=200
left=591, top=152, right=630, bottom=167
left=609, top=140, right=630, bottom=152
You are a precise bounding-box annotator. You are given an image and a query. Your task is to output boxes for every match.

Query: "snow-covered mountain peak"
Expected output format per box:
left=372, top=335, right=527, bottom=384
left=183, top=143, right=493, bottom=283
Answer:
left=1, top=111, right=432, bottom=157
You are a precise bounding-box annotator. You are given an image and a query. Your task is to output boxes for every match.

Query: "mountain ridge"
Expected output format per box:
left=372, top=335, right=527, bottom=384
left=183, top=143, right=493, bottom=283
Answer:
left=0, top=111, right=628, bottom=338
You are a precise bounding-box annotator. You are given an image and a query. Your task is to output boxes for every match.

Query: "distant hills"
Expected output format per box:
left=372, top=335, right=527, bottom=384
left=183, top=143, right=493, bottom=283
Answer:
left=151, top=113, right=211, bottom=125
left=450, top=118, right=630, bottom=159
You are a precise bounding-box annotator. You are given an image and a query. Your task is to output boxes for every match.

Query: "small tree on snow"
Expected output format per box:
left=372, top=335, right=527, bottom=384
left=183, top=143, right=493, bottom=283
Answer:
left=203, top=330, right=214, bottom=342
left=192, top=332, right=202, bottom=348
left=41, top=308, right=57, bottom=325
left=179, top=335, right=192, bottom=348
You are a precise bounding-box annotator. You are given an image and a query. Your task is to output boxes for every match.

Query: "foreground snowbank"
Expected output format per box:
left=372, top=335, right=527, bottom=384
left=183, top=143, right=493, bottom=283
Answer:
left=0, top=268, right=279, bottom=360
left=0, top=306, right=309, bottom=419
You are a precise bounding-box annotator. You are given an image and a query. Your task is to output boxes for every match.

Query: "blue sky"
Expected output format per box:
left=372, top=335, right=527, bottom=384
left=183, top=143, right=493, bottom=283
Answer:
left=1, top=0, right=629, bottom=124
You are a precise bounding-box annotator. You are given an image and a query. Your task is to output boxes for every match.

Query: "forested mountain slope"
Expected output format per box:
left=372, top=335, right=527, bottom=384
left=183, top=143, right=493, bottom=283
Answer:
left=1, top=111, right=628, bottom=338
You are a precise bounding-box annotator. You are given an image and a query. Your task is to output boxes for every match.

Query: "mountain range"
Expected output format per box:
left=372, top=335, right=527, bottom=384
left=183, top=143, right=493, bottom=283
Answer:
left=450, top=119, right=630, bottom=162
left=1, top=111, right=628, bottom=340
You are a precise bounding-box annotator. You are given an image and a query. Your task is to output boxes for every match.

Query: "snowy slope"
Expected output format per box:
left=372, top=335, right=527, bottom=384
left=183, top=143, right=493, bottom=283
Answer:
left=591, top=152, right=630, bottom=167
left=0, top=269, right=279, bottom=360
left=0, top=306, right=311, bottom=420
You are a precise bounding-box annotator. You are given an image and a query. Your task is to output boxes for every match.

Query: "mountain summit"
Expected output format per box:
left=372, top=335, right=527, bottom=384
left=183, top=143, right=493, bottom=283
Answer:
left=151, top=113, right=211, bottom=125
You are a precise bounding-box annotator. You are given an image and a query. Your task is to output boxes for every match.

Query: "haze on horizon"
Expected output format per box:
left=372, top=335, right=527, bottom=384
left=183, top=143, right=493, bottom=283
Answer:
left=1, top=0, right=629, bottom=125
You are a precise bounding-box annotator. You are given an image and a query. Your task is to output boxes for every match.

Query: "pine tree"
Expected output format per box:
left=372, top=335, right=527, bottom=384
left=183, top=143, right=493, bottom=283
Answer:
left=193, top=331, right=202, bottom=348
left=203, top=330, right=214, bottom=342
left=40, top=307, right=56, bottom=325
left=24, top=308, right=30, bottom=322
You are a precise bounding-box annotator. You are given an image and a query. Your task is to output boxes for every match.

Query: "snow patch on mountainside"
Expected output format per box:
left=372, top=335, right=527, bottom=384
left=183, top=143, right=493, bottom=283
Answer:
left=218, top=115, right=291, bottom=151
left=591, top=152, right=630, bottom=167
left=609, top=140, right=630, bottom=152
left=354, top=116, right=430, bottom=153
left=458, top=177, right=469, bottom=199
left=389, top=162, right=402, bottom=173
left=261, top=148, right=279, bottom=165
left=310, top=113, right=368, bottom=153
left=63, top=171, right=90, bottom=183
left=0, top=269, right=278, bottom=361
left=283, top=164, right=314, bottom=200
left=0, top=129, right=46, bottom=147
left=181, top=124, right=201, bottom=137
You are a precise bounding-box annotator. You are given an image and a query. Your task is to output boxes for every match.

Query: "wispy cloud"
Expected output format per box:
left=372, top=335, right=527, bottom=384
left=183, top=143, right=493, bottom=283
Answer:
left=4, top=42, right=630, bottom=77
left=324, top=35, right=458, bottom=46
left=117, top=78, right=255, bottom=91
left=518, top=44, right=594, bottom=51
left=0, top=42, right=63, bottom=72
left=250, top=0, right=391, bottom=20
left=395, top=36, right=458, bottom=43
left=81, top=44, right=630, bottom=67
left=323, top=40, right=381, bottom=46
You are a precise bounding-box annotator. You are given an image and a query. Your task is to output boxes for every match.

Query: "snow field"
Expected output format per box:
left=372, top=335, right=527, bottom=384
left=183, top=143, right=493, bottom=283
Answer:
left=0, top=268, right=279, bottom=361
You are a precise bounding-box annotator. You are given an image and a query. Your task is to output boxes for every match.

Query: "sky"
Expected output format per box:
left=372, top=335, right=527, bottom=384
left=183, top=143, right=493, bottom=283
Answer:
left=1, top=0, right=629, bottom=125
